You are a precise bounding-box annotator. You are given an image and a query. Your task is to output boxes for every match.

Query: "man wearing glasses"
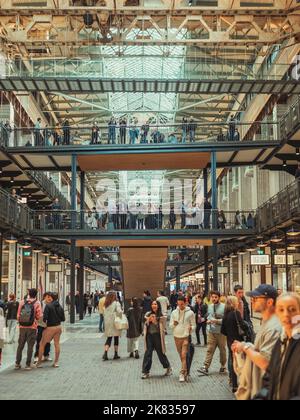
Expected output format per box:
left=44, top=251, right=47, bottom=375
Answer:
left=231, top=285, right=282, bottom=400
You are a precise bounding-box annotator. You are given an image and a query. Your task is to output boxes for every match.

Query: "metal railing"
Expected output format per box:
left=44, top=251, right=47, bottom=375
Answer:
left=0, top=187, right=32, bottom=233
left=26, top=171, right=70, bottom=209
left=279, top=95, right=300, bottom=140
left=0, top=121, right=280, bottom=148
left=257, top=179, right=300, bottom=233
left=31, top=209, right=257, bottom=232
left=4, top=59, right=293, bottom=81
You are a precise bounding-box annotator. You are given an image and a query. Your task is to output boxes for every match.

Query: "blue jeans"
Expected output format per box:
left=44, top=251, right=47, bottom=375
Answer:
left=99, top=314, right=104, bottom=332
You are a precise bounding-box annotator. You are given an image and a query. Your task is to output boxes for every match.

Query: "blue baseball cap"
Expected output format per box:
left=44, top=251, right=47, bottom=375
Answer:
left=246, top=284, right=278, bottom=301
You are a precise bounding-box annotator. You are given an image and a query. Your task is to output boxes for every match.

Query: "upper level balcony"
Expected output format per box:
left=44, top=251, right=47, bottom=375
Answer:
left=0, top=121, right=281, bottom=172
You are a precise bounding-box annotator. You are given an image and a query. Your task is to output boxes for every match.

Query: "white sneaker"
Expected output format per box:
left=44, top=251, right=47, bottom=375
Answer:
left=179, top=374, right=185, bottom=383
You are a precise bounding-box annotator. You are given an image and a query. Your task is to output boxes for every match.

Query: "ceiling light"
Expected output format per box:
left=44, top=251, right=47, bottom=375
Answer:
left=32, top=249, right=42, bottom=253
left=257, top=240, right=268, bottom=248
left=42, top=250, right=50, bottom=257
left=19, top=241, right=31, bottom=249
left=270, top=235, right=282, bottom=243
left=287, top=226, right=300, bottom=237
left=5, top=235, right=17, bottom=244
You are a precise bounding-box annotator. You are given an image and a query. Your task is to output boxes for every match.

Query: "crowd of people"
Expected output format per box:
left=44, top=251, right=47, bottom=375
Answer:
left=40, top=197, right=255, bottom=232
left=97, top=286, right=300, bottom=400
left=1, top=284, right=299, bottom=399
left=0, top=116, right=242, bottom=148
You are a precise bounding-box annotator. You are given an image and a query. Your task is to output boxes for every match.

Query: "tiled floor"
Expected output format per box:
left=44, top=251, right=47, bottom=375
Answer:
left=0, top=315, right=233, bottom=400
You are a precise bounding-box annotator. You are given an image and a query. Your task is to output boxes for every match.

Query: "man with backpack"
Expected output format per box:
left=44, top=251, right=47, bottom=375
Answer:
left=15, top=288, right=42, bottom=371
left=36, top=292, right=65, bottom=369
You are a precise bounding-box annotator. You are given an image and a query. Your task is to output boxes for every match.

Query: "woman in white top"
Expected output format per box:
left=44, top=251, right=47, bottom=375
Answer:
left=103, top=292, right=123, bottom=361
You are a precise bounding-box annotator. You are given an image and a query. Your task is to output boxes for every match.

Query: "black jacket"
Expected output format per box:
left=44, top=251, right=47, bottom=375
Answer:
left=193, top=303, right=208, bottom=324
left=242, top=297, right=252, bottom=325
left=43, top=301, right=65, bottom=327
left=6, top=300, right=19, bottom=321
left=142, top=296, right=152, bottom=314
left=260, top=337, right=300, bottom=400
left=221, top=310, right=248, bottom=347
left=126, top=307, right=143, bottom=339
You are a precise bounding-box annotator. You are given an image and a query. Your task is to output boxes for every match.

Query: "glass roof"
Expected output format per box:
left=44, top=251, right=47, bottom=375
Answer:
left=101, top=44, right=186, bottom=120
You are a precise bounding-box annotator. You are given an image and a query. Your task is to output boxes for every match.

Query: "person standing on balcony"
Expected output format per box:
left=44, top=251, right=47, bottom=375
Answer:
left=53, top=123, right=62, bottom=146
left=119, top=117, right=127, bottom=145
left=217, top=210, right=227, bottom=229
left=51, top=198, right=62, bottom=230
left=228, top=115, right=236, bottom=142
left=189, top=117, right=197, bottom=143
left=108, top=117, right=117, bottom=144
left=141, top=120, right=150, bottom=143
left=91, top=123, right=99, bottom=145
left=181, top=117, right=188, bottom=143
left=169, top=207, right=177, bottom=230
left=204, top=198, right=212, bottom=229
left=247, top=212, right=255, bottom=229
left=234, top=211, right=243, bottom=229
left=34, top=118, right=42, bottom=146
left=1, top=120, right=12, bottom=147
left=62, top=120, right=70, bottom=145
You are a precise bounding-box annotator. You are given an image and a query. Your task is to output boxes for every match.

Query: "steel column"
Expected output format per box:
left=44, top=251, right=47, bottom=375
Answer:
left=211, top=151, right=218, bottom=290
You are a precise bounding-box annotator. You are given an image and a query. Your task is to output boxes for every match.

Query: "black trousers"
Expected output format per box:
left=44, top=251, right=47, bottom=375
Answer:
left=105, top=337, right=119, bottom=347
left=142, top=333, right=170, bottom=374
left=196, top=322, right=207, bottom=345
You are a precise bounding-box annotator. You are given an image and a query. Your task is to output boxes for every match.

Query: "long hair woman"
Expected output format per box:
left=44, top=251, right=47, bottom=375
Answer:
left=221, top=296, right=248, bottom=393
left=141, top=300, right=172, bottom=379
left=103, top=292, right=123, bottom=361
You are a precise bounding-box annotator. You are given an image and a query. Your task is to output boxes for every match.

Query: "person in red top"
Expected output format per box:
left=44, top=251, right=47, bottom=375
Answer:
left=15, top=288, right=42, bottom=371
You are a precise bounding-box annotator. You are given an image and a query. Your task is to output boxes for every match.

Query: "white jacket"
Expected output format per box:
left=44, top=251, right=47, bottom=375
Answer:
left=170, top=307, right=196, bottom=338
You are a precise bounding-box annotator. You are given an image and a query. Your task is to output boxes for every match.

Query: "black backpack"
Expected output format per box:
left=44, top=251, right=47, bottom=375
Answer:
left=19, top=300, right=35, bottom=327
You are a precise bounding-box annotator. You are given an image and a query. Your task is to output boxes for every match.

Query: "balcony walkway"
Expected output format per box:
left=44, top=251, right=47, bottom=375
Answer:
left=5, top=141, right=280, bottom=172
left=0, top=76, right=299, bottom=96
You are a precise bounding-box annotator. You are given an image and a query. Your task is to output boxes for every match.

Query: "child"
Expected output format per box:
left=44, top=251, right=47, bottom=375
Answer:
left=0, top=306, right=5, bottom=367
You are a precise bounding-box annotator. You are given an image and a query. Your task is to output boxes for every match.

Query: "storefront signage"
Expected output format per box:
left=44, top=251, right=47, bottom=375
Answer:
left=88, top=275, right=96, bottom=281
left=274, top=255, right=294, bottom=265
left=251, top=255, right=270, bottom=265
left=46, top=263, right=63, bottom=273
left=218, top=267, right=229, bottom=274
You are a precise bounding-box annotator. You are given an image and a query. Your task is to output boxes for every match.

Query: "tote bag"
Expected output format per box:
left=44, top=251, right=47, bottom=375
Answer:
left=114, top=313, right=129, bottom=331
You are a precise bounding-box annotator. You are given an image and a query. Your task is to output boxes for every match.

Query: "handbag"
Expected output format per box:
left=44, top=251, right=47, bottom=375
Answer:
left=114, top=313, right=129, bottom=331
left=235, top=311, right=246, bottom=339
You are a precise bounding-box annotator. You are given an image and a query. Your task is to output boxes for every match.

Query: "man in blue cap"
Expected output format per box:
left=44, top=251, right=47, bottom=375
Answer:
left=231, top=285, right=282, bottom=400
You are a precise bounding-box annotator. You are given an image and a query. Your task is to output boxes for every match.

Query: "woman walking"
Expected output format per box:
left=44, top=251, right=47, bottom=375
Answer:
left=194, top=294, right=208, bottom=346
left=87, top=294, right=93, bottom=317
left=221, top=296, right=248, bottom=393
left=36, top=292, right=65, bottom=369
left=141, top=300, right=172, bottom=379
left=103, top=292, right=123, bottom=361
left=127, top=297, right=143, bottom=359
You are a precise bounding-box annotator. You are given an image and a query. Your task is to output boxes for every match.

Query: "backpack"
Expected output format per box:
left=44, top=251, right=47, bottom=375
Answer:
left=19, top=300, right=35, bottom=327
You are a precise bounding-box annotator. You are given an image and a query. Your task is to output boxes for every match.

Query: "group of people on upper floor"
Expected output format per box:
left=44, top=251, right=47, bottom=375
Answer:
left=0, top=115, right=243, bottom=148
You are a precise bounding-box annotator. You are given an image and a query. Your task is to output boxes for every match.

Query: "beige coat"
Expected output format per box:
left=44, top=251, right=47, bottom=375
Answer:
left=104, top=301, right=123, bottom=338
left=143, top=312, right=167, bottom=354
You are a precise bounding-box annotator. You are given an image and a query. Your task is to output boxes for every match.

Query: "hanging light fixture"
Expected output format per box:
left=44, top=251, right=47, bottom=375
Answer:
left=19, top=241, right=31, bottom=249
left=257, top=240, right=268, bottom=248
left=287, top=226, right=300, bottom=237
left=32, top=248, right=42, bottom=254
left=42, top=250, right=50, bottom=257
left=238, top=249, right=247, bottom=255
left=270, top=234, right=282, bottom=243
left=5, top=235, right=17, bottom=244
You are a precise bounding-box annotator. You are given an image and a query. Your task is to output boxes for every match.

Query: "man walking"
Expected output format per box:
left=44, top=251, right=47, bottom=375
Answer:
left=199, top=291, right=227, bottom=375
left=15, top=288, right=42, bottom=371
left=234, top=284, right=254, bottom=342
left=170, top=296, right=196, bottom=382
left=232, top=285, right=282, bottom=400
